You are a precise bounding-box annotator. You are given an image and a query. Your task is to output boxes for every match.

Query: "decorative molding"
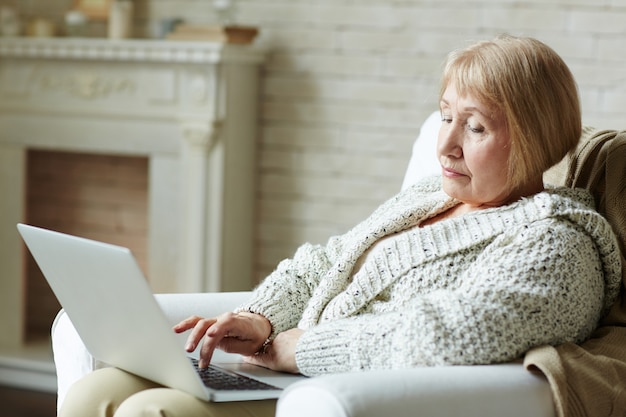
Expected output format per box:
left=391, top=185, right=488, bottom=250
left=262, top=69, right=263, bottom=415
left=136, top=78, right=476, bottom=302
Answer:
left=29, top=68, right=137, bottom=100
left=181, top=120, right=222, bottom=150
left=0, top=38, right=265, bottom=65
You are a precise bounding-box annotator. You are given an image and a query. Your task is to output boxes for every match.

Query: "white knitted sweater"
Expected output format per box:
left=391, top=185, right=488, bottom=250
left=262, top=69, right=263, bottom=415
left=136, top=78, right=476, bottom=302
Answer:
left=238, top=176, right=622, bottom=376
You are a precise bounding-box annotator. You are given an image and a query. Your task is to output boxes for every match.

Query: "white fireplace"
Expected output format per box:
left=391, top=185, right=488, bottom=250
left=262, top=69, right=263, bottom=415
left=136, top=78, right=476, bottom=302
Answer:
left=0, top=37, right=264, bottom=391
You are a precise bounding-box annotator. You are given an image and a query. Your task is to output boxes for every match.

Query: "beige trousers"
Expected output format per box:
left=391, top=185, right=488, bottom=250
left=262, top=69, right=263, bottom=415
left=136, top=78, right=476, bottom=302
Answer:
left=59, top=368, right=277, bottom=417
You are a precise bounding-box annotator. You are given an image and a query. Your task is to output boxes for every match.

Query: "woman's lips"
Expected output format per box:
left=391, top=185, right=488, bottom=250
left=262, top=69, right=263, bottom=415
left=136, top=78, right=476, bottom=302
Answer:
left=442, top=166, right=465, bottom=178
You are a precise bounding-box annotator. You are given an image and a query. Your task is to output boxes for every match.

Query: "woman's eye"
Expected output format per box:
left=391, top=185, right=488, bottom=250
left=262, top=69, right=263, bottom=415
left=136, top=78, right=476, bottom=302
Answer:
left=468, top=124, right=484, bottom=134
left=441, top=115, right=453, bottom=124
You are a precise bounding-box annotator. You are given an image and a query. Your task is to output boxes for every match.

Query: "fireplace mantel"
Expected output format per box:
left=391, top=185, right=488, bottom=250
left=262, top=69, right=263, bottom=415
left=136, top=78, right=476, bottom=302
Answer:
left=0, top=37, right=264, bottom=64
left=0, top=37, right=264, bottom=357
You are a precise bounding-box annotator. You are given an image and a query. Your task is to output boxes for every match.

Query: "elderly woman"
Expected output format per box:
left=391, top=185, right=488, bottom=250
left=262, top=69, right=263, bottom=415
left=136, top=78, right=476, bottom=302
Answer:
left=60, top=34, right=622, bottom=417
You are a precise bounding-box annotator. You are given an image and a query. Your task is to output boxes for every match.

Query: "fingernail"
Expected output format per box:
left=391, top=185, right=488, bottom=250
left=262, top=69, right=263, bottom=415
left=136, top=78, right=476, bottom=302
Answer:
left=185, top=343, right=194, bottom=351
left=198, top=359, right=206, bottom=368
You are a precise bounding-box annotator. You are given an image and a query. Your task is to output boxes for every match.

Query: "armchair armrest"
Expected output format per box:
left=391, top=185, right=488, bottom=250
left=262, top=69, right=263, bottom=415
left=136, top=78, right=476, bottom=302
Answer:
left=52, top=291, right=252, bottom=413
left=276, top=364, right=555, bottom=417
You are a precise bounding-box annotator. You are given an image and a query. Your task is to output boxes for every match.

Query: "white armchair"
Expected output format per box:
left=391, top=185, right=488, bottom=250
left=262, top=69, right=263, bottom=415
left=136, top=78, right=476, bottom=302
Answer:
left=52, top=112, right=557, bottom=417
left=53, top=292, right=555, bottom=417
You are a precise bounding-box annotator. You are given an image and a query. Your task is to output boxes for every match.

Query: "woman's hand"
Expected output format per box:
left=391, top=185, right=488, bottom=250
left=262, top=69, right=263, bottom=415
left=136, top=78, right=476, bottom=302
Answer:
left=173, top=312, right=271, bottom=368
left=243, top=328, right=304, bottom=374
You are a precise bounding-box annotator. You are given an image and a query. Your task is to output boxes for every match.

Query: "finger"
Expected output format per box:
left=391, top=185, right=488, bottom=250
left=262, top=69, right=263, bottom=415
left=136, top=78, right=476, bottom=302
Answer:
left=197, top=313, right=241, bottom=367
left=185, top=318, right=217, bottom=353
left=198, top=329, right=231, bottom=368
left=172, top=315, right=203, bottom=333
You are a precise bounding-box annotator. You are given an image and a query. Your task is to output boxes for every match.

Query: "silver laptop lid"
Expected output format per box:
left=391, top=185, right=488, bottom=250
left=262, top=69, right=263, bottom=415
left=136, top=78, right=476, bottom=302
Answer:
left=17, top=223, right=209, bottom=400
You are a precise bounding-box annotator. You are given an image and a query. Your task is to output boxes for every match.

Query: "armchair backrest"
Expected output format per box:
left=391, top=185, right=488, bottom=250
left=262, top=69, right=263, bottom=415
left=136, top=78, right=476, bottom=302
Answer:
left=402, top=111, right=442, bottom=191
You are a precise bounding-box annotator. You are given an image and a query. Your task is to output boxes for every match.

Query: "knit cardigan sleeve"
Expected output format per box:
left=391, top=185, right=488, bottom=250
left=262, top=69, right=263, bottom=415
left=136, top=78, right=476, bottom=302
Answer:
left=236, top=239, right=340, bottom=337
left=294, top=218, right=608, bottom=375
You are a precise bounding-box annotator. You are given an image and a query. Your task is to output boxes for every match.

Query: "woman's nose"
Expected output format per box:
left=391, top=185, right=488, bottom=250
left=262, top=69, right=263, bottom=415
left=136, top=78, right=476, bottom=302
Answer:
left=437, top=122, right=463, bottom=159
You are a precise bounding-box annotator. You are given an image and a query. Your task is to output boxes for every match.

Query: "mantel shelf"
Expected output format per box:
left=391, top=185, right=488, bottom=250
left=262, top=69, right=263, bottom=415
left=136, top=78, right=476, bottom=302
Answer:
left=0, top=37, right=265, bottom=64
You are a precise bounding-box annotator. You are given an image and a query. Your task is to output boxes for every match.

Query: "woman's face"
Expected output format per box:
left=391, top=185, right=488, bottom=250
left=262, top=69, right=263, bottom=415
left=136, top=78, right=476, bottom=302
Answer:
left=438, top=82, right=514, bottom=208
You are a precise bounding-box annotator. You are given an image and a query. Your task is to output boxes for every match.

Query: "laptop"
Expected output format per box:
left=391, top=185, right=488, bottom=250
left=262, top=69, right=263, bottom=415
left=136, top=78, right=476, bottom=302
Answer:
left=17, top=223, right=306, bottom=402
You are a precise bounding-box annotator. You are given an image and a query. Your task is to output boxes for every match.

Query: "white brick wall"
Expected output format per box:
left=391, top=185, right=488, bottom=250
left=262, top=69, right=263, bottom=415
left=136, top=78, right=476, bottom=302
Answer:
left=21, top=0, right=626, bottom=283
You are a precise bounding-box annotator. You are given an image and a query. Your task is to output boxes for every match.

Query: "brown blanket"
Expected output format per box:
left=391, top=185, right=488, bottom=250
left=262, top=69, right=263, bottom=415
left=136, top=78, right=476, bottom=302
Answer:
left=525, top=127, right=626, bottom=417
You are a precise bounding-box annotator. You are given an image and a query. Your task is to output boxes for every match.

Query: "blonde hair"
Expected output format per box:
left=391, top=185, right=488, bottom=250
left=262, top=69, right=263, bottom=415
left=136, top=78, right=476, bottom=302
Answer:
left=440, top=34, right=581, bottom=189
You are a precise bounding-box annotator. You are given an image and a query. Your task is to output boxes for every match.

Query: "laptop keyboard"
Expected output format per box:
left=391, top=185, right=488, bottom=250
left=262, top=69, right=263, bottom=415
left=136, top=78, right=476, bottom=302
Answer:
left=190, top=358, right=280, bottom=391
